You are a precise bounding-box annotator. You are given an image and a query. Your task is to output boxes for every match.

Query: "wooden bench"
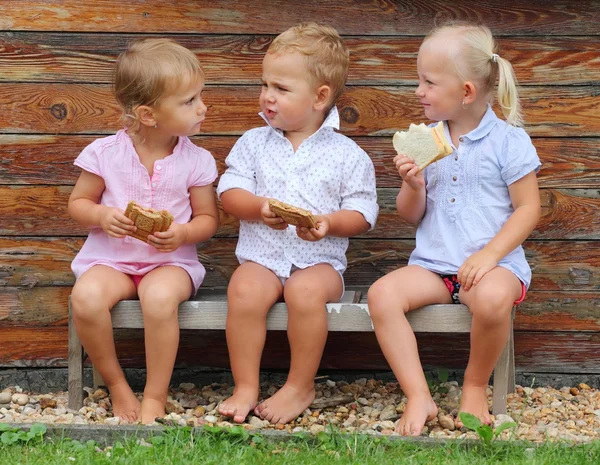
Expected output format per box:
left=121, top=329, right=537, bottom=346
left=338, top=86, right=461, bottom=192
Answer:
left=67, top=290, right=515, bottom=416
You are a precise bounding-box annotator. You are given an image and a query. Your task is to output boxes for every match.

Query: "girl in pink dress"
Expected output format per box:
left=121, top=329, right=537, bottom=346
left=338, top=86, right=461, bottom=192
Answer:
left=69, top=38, right=219, bottom=424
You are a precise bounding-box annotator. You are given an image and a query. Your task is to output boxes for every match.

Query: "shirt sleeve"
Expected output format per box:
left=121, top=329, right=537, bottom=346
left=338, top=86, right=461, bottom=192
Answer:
left=216, top=132, right=257, bottom=199
left=73, top=139, right=103, bottom=177
left=500, top=127, right=541, bottom=186
left=188, top=148, right=218, bottom=187
left=339, top=146, right=379, bottom=229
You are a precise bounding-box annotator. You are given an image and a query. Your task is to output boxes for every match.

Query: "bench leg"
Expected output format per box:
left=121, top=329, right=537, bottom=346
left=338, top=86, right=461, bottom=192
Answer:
left=67, top=298, right=84, bottom=410
left=492, top=307, right=516, bottom=416
left=93, top=366, right=105, bottom=389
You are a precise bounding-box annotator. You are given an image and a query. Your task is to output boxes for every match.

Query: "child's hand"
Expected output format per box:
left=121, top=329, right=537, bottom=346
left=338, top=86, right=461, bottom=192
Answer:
left=148, top=222, right=187, bottom=253
left=99, top=206, right=136, bottom=238
left=296, top=215, right=330, bottom=242
left=394, top=154, right=424, bottom=190
left=260, top=198, right=288, bottom=230
left=457, top=250, right=498, bottom=291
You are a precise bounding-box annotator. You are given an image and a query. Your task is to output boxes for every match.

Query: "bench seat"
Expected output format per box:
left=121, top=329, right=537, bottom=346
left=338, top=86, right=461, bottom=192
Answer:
left=68, top=290, right=515, bottom=416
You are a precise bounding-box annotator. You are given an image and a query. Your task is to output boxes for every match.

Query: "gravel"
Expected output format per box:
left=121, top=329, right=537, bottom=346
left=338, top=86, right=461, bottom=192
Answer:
left=1, top=380, right=599, bottom=443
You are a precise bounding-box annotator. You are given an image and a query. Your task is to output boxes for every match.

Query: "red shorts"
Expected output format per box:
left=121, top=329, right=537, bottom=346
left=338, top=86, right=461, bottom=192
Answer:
left=440, top=274, right=527, bottom=305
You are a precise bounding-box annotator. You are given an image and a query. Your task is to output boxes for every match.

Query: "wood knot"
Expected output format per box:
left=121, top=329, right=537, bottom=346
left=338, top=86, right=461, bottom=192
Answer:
left=340, top=106, right=359, bottom=125
left=50, top=104, right=67, bottom=120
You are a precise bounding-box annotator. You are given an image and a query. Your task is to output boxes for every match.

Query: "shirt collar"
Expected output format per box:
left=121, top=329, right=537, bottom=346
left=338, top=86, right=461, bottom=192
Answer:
left=449, top=104, right=498, bottom=142
left=258, top=106, right=340, bottom=136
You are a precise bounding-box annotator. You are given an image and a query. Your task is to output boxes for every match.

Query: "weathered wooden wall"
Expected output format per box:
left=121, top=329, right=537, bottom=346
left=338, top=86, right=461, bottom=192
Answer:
left=1, top=0, right=599, bottom=374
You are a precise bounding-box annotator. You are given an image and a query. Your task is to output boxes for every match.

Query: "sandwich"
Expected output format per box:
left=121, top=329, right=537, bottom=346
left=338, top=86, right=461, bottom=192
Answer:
left=124, top=201, right=174, bottom=243
left=268, top=199, right=317, bottom=229
left=392, top=121, right=453, bottom=172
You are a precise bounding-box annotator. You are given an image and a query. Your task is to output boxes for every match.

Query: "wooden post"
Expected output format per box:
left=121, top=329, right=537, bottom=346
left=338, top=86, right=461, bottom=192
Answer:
left=67, top=297, right=84, bottom=410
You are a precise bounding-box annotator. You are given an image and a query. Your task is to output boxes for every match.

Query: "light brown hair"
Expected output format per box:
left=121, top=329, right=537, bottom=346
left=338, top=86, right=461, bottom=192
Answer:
left=424, top=22, right=523, bottom=126
left=114, top=38, right=204, bottom=134
left=268, top=22, right=349, bottom=108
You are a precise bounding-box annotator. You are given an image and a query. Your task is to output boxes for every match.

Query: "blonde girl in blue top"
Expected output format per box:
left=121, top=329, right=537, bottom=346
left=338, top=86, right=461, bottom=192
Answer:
left=368, top=23, right=541, bottom=436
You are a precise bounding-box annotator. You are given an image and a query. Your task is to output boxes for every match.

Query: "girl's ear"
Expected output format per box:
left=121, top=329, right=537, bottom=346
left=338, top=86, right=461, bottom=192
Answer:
left=134, top=105, right=157, bottom=128
left=314, top=85, right=332, bottom=111
left=463, top=81, right=477, bottom=105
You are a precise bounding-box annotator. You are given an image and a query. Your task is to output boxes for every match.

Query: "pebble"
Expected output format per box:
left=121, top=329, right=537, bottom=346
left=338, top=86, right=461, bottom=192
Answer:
left=0, top=381, right=597, bottom=442
left=12, top=394, right=29, bottom=406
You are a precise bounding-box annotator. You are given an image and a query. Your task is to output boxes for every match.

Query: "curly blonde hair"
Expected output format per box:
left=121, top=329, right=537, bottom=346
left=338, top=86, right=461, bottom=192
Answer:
left=268, top=22, right=349, bottom=108
left=114, top=38, right=204, bottom=135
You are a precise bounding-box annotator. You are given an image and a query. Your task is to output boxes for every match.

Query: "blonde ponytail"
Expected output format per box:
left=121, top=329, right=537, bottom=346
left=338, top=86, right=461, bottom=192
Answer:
left=495, top=55, right=523, bottom=127
left=424, top=22, right=524, bottom=127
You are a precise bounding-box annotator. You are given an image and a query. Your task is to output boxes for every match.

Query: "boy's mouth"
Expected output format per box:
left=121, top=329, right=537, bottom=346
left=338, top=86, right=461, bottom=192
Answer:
left=265, top=109, right=277, bottom=118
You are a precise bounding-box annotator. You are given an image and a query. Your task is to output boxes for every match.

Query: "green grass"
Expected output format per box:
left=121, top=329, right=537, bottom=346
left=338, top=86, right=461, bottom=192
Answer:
left=1, top=426, right=599, bottom=465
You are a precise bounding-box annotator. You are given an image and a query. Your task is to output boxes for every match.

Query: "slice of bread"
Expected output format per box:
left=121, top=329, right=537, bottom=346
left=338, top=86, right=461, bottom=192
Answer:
left=268, top=199, right=317, bottom=229
left=392, top=121, right=453, bottom=172
left=124, top=201, right=174, bottom=243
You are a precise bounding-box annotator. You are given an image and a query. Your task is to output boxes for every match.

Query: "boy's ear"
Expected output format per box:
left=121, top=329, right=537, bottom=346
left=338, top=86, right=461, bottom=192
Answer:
left=314, top=85, right=332, bottom=111
left=463, top=81, right=477, bottom=105
left=134, top=105, right=157, bottom=128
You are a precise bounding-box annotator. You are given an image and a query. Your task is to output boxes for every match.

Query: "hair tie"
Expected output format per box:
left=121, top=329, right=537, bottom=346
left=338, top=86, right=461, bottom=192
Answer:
left=491, top=53, right=499, bottom=63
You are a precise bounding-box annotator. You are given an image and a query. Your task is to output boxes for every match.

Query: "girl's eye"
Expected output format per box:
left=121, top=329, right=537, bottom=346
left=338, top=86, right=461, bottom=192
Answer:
left=426, top=80, right=433, bottom=85
left=186, top=96, right=195, bottom=105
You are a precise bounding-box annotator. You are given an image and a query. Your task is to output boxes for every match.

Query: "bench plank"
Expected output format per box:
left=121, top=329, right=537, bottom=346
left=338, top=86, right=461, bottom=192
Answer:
left=110, top=299, right=473, bottom=333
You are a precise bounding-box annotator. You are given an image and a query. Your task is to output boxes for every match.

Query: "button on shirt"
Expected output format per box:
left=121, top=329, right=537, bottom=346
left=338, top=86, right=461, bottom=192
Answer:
left=71, top=130, right=218, bottom=291
left=408, top=106, right=541, bottom=288
left=217, top=107, right=379, bottom=278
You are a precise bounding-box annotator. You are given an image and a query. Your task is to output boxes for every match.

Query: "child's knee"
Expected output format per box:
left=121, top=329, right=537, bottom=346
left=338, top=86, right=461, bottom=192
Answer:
left=70, top=283, right=110, bottom=321
left=140, top=288, right=179, bottom=321
left=367, top=278, right=402, bottom=320
left=469, top=286, right=513, bottom=325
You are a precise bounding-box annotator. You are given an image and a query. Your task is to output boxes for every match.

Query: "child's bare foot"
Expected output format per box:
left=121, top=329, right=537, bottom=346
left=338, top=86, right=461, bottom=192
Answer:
left=107, top=381, right=140, bottom=423
left=140, top=397, right=166, bottom=425
left=456, top=383, right=492, bottom=428
left=218, top=387, right=258, bottom=423
left=254, top=383, right=315, bottom=425
left=396, top=394, right=438, bottom=436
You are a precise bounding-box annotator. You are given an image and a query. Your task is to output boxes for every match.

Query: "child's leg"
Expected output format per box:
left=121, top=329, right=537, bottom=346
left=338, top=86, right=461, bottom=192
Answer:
left=367, top=265, right=452, bottom=436
left=254, top=263, right=342, bottom=424
left=136, top=265, right=193, bottom=424
left=457, top=266, right=522, bottom=425
left=218, top=262, right=283, bottom=423
left=70, top=265, right=139, bottom=422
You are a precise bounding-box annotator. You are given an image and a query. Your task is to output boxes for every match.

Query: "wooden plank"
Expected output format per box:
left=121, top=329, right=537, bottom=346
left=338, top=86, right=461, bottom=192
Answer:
left=1, top=326, right=600, bottom=373
left=2, top=288, right=599, bottom=332
left=1, top=237, right=599, bottom=291
left=2, top=33, right=598, bottom=86
left=108, top=301, right=473, bottom=333
left=1, top=84, right=599, bottom=137
left=1, top=135, right=598, bottom=189
left=3, top=186, right=600, bottom=240
left=1, top=1, right=597, bottom=35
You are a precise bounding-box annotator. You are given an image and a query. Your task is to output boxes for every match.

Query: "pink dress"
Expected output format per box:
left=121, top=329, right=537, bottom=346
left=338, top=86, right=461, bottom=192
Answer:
left=71, top=130, right=218, bottom=291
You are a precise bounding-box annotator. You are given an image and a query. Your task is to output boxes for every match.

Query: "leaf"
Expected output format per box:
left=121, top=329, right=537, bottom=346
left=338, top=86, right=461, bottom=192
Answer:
left=494, top=422, right=517, bottom=437
left=0, top=423, right=14, bottom=432
left=150, top=436, right=165, bottom=445
left=1, top=431, right=20, bottom=445
left=317, top=431, right=331, bottom=444
left=477, top=424, right=493, bottom=446
left=458, top=412, right=481, bottom=431
left=437, top=387, right=449, bottom=394
left=438, top=368, right=449, bottom=383
left=29, top=423, right=47, bottom=436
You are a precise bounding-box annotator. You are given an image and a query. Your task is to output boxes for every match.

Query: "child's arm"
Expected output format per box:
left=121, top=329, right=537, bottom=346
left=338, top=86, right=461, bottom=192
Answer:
left=68, top=169, right=135, bottom=237
left=150, top=185, right=220, bottom=252
left=221, top=188, right=287, bottom=230
left=458, top=171, right=541, bottom=290
left=394, top=154, right=426, bottom=224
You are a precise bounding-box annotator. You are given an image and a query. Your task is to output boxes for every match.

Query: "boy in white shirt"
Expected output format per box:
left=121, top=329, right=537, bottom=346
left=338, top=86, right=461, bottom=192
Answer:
left=217, top=22, right=378, bottom=425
